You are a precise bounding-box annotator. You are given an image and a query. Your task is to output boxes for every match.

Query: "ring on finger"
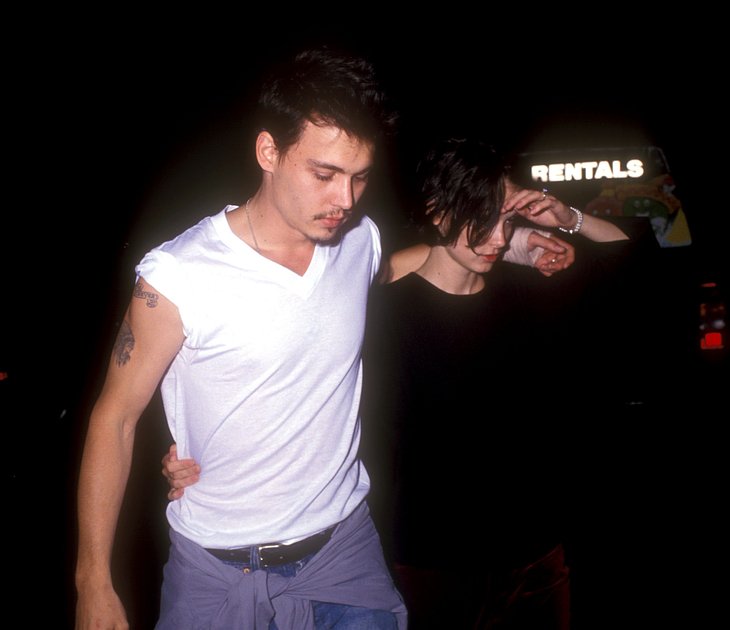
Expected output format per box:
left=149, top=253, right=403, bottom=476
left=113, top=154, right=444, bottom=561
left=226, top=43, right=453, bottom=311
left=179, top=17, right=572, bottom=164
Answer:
left=541, top=187, right=548, bottom=201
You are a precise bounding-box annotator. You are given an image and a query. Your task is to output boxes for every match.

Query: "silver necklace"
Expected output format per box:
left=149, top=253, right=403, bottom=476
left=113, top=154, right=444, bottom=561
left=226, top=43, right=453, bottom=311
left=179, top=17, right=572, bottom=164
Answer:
left=245, top=198, right=261, bottom=253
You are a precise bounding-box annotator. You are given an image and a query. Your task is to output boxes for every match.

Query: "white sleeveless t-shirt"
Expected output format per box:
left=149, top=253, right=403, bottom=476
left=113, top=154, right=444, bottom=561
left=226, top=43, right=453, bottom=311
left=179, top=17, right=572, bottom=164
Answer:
left=136, top=206, right=381, bottom=548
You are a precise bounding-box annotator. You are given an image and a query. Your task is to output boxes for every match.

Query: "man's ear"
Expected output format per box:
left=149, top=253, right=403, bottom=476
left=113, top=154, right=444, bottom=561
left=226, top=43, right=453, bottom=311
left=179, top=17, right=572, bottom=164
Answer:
left=255, top=131, right=279, bottom=173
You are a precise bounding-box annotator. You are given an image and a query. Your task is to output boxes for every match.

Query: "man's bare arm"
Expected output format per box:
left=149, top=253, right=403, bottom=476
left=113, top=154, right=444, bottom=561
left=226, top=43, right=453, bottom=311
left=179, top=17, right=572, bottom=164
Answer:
left=75, top=278, right=184, bottom=629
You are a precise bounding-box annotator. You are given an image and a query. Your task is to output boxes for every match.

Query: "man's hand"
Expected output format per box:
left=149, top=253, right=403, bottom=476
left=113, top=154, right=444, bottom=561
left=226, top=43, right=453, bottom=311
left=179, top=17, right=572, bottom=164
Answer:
left=528, top=232, right=575, bottom=277
left=504, top=227, right=575, bottom=276
left=75, top=580, right=129, bottom=630
left=162, top=443, right=200, bottom=500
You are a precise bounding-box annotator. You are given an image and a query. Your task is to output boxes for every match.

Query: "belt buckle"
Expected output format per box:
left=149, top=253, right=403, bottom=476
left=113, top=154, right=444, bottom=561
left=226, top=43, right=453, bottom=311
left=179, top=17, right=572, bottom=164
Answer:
left=257, top=543, right=286, bottom=568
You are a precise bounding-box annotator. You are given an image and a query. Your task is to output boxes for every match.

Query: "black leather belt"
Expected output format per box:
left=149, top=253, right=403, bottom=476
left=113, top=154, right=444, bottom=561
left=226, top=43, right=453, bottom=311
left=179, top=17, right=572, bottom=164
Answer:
left=205, top=525, right=336, bottom=568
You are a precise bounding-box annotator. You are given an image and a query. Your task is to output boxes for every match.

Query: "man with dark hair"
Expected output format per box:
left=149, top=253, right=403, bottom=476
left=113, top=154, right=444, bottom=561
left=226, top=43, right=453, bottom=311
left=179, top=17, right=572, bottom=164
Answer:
left=74, top=47, right=405, bottom=629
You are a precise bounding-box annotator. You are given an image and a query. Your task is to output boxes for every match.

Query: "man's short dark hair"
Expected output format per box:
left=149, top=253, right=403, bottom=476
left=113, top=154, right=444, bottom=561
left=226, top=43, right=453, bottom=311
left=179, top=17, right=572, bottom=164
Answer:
left=257, top=46, right=397, bottom=155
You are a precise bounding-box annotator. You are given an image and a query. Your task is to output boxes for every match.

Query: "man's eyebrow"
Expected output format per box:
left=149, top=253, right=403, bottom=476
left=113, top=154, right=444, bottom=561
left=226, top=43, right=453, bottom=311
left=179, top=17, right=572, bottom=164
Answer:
left=307, top=159, right=371, bottom=176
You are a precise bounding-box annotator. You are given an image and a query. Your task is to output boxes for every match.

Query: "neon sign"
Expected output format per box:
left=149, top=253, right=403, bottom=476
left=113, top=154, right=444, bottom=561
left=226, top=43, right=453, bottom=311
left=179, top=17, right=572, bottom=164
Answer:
left=531, top=159, right=644, bottom=182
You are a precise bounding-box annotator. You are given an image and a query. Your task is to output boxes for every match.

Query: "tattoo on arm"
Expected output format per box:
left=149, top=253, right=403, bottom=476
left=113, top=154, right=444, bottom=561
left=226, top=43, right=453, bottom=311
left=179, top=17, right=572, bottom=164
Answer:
left=133, top=281, right=159, bottom=308
left=113, top=320, right=135, bottom=367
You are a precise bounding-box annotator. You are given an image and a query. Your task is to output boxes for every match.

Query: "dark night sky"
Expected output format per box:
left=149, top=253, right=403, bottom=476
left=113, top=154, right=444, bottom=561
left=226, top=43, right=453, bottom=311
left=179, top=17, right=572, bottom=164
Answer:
left=4, top=14, right=727, bottom=628
left=16, top=15, right=726, bottom=259
left=9, top=17, right=725, bottom=379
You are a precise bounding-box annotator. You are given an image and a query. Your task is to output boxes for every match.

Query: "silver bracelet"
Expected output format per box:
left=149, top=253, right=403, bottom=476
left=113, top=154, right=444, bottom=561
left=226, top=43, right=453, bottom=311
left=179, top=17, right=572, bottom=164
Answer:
left=558, top=206, right=583, bottom=235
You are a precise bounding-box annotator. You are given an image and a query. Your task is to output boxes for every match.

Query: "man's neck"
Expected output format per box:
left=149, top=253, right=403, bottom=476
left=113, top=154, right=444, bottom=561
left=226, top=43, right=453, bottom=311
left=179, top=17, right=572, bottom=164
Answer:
left=227, top=195, right=316, bottom=276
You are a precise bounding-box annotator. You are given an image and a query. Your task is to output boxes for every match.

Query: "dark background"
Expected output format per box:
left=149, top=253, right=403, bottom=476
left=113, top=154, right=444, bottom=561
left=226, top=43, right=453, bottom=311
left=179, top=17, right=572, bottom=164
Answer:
left=4, top=13, right=727, bottom=629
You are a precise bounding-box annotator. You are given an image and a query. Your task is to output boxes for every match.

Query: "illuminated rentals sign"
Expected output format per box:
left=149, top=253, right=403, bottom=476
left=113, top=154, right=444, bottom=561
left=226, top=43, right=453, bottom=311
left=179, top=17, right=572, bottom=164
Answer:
left=531, top=159, right=644, bottom=182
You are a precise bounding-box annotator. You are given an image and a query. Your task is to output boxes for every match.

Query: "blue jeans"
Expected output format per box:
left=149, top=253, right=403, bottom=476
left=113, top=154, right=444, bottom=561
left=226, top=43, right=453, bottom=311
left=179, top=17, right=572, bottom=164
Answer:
left=221, top=551, right=397, bottom=629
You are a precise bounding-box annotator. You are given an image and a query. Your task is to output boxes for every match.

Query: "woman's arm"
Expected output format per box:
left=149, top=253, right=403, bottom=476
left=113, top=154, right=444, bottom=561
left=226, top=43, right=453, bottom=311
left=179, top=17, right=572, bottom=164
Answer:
left=503, top=187, right=630, bottom=242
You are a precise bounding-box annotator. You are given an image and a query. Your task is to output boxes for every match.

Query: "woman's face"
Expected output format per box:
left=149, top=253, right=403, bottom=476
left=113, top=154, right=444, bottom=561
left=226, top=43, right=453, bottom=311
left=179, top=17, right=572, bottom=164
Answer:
left=441, top=179, right=519, bottom=275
